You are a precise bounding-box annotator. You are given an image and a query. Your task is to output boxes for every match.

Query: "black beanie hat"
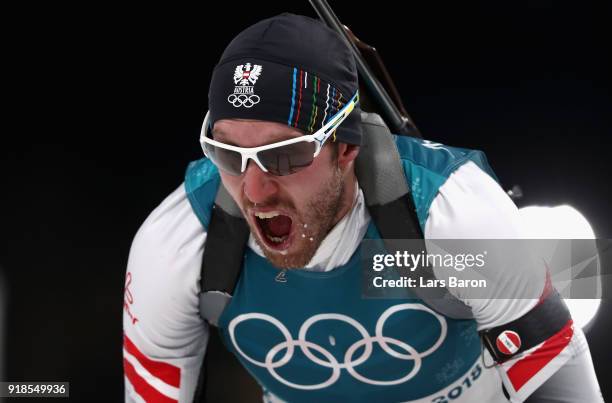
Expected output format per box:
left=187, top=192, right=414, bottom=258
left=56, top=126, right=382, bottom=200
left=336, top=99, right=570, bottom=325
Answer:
left=208, top=13, right=362, bottom=145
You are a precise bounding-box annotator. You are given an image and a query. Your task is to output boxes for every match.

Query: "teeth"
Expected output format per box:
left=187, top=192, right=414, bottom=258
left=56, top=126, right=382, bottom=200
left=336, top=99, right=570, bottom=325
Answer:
left=254, top=211, right=280, bottom=219
left=266, top=234, right=287, bottom=243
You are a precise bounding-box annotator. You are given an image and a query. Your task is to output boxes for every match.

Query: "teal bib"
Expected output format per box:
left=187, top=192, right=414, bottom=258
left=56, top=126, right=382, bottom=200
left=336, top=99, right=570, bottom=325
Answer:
left=185, top=135, right=497, bottom=402
left=217, top=223, right=481, bottom=402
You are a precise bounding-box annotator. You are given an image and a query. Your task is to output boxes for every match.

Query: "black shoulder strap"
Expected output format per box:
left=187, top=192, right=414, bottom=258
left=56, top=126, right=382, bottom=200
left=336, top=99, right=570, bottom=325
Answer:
left=198, top=185, right=249, bottom=326
left=356, top=112, right=473, bottom=319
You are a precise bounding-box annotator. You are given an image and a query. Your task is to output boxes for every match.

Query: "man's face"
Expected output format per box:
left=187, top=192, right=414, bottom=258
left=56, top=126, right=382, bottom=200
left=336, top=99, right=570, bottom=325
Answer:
left=212, top=119, right=347, bottom=269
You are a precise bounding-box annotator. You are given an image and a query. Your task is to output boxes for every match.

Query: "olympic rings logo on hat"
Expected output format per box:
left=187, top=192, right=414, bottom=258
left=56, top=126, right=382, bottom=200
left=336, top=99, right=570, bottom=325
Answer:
left=227, top=94, right=261, bottom=108
left=228, top=303, right=448, bottom=390
left=227, top=62, right=263, bottom=108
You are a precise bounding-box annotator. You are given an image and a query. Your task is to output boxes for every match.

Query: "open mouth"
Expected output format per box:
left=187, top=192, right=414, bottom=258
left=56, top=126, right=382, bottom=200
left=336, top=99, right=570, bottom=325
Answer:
left=252, top=210, right=294, bottom=251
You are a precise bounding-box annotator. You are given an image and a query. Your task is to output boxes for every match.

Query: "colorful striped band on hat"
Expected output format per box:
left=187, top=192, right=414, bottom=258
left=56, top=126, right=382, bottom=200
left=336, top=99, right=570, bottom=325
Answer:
left=208, top=57, right=361, bottom=144
left=286, top=67, right=346, bottom=133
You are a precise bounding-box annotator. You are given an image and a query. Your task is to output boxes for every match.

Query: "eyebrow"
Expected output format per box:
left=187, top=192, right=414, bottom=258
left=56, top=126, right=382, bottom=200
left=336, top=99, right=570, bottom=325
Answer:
left=211, top=128, right=304, bottom=146
left=210, top=128, right=229, bottom=141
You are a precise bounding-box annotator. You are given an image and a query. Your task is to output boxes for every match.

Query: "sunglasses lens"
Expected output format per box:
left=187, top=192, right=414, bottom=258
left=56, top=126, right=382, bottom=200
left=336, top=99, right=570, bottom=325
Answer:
left=258, top=141, right=316, bottom=176
left=203, top=143, right=243, bottom=175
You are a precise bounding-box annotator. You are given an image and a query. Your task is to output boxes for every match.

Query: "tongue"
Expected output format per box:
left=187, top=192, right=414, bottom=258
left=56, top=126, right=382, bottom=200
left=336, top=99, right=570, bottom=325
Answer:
left=265, top=215, right=292, bottom=237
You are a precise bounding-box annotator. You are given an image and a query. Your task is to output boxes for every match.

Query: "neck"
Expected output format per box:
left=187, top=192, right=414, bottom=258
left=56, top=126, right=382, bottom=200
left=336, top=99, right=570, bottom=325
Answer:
left=331, top=170, right=358, bottom=227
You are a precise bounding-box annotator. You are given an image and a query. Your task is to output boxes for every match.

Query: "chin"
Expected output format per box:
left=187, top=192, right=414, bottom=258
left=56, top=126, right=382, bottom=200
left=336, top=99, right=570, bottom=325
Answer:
left=255, top=235, right=318, bottom=270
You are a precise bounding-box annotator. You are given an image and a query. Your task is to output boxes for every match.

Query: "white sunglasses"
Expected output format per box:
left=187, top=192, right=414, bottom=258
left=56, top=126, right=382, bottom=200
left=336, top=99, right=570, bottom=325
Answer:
left=199, top=92, right=359, bottom=176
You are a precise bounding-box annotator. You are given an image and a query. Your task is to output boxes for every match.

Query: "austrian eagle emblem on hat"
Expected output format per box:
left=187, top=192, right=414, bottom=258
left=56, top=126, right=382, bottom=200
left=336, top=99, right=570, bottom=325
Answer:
left=228, top=63, right=263, bottom=108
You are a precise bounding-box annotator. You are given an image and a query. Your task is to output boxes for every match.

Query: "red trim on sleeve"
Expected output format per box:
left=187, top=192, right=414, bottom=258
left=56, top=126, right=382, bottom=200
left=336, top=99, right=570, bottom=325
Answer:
left=506, top=319, right=574, bottom=391
left=537, top=267, right=554, bottom=305
left=123, top=334, right=181, bottom=388
left=124, top=358, right=178, bottom=403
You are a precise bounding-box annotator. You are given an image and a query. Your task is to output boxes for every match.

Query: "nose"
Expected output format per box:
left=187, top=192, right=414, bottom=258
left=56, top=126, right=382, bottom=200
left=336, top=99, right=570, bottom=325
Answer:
left=242, top=159, right=279, bottom=204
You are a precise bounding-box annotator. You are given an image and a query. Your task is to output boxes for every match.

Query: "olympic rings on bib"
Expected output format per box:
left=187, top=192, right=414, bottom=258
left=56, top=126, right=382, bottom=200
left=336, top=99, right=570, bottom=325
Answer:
left=227, top=93, right=261, bottom=108
left=228, top=303, right=448, bottom=390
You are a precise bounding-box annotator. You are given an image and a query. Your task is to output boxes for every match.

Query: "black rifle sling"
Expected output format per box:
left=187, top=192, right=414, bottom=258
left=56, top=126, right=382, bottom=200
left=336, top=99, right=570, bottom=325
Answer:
left=356, top=112, right=473, bottom=319
left=198, top=185, right=249, bottom=327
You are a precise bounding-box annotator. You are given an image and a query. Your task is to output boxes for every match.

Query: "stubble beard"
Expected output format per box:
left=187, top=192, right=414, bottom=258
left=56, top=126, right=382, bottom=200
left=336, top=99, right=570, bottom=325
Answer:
left=253, top=167, right=344, bottom=269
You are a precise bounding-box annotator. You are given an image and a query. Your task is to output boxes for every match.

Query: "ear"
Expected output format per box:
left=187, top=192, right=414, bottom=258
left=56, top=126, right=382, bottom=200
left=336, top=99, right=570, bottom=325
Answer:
left=337, top=143, right=360, bottom=170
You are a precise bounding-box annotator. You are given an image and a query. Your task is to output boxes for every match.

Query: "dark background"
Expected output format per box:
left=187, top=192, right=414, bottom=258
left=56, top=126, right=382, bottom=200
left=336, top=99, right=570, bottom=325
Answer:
left=1, top=1, right=610, bottom=401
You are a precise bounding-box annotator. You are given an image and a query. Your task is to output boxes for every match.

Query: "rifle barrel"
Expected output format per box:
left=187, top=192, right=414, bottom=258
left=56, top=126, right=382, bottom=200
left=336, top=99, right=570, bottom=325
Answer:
left=308, top=0, right=420, bottom=137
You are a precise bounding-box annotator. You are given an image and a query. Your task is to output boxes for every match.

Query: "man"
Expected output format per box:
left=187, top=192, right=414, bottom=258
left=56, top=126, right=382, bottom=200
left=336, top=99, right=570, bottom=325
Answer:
left=122, top=13, right=602, bottom=403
